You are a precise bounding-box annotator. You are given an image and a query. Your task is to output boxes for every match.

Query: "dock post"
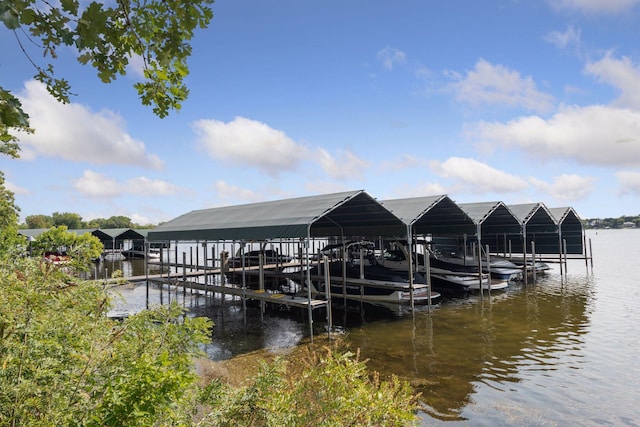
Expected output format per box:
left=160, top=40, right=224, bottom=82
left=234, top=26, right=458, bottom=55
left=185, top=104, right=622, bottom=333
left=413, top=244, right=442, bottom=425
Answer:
left=220, top=250, right=228, bottom=277
left=145, top=242, right=150, bottom=309
left=477, top=244, right=483, bottom=301
left=298, top=245, right=304, bottom=286
left=219, top=249, right=226, bottom=303
left=558, top=233, right=564, bottom=277
left=189, top=248, right=194, bottom=294
left=174, top=244, right=178, bottom=275
left=503, top=234, right=507, bottom=258
left=523, top=237, right=528, bottom=286
left=584, top=234, right=589, bottom=273
left=182, top=252, right=187, bottom=301
left=425, top=245, right=431, bottom=313
left=303, top=237, right=313, bottom=343
left=259, top=252, right=265, bottom=315
left=485, top=245, right=491, bottom=297
left=202, top=243, right=208, bottom=296
left=196, top=243, right=199, bottom=274
left=324, top=255, right=332, bottom=339
left=531, top=241, right=536, bottom=284
left=563, top=239, right=568, bottom=273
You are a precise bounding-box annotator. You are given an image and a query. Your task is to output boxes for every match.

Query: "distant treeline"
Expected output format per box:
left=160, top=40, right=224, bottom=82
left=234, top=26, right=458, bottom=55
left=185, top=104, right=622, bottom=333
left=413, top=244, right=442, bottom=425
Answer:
left=19, top=212, right=156, bottom=230
left=583, top=215, right=639, bottom=229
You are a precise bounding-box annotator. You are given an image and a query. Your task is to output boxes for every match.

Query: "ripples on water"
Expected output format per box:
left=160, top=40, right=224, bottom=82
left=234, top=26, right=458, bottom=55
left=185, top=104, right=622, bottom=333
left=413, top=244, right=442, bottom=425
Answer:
left=108, top=230, right=640, bottom=426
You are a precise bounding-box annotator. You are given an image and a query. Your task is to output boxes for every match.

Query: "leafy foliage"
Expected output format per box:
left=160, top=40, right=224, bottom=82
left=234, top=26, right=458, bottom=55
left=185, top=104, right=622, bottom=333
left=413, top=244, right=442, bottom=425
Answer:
left=29, top=225, right=104, bottom=270
left=24, top=212, right=155, bottom=229
left=198, top=345, right=420, bottom=426
left=0, top=254, right=212, bottom=426
left=0, top=171, right=19, bottom=229
left=0, top=0, right=214, bottom=149
left=50, top=211, right=84, bottom=229
left=0, top=87, right=31, bottom=157
left=584, top=215, right=640, bottom=229
left=23, top=213, right=52, bottom=229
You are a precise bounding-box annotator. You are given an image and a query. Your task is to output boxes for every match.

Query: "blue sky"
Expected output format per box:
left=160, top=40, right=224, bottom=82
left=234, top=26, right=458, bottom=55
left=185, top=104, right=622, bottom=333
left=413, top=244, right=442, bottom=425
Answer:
left=2, top=0, right=640, bottom=225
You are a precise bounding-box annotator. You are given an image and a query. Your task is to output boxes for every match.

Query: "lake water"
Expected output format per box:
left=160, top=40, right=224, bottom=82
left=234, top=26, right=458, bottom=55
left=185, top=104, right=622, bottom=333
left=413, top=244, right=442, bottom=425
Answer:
left=108, top=229, right=640, bottom=426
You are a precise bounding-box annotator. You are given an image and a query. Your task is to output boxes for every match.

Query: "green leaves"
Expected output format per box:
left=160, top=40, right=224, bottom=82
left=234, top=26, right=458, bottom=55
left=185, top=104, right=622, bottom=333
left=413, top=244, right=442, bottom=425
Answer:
left=199, top=345, right=420, bottom=426
left=0, top=0, right=215, bottom=152
left=0, top=87, right=30, bottom=157
left=0, top=255, right=212, bottom=425
left=0, top=0, right=20, bottom=29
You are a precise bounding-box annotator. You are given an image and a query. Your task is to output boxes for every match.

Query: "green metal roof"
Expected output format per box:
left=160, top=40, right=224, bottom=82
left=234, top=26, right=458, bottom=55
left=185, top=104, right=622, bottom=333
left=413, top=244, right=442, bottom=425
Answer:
left=93, top=228, right=145, bottom=240
left=19, top=228, right=145, bottom=242
left=18, top=229, right=49, bottom=239
left=507, top=203, right=558, bottom=234
left=457, top=201, right=521, bottom=235
left=548, top=207, right=582, bottom=225
left=548, top=207, right=585, bottom=254
left=147, top=190, right=407, bottom=242
left=381, top=195, right=477, bottom=236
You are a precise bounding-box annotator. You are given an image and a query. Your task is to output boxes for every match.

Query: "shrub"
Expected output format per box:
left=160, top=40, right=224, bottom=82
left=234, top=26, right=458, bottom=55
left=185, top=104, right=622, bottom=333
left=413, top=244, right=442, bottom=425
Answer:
left=0, top=255, right=212, bottom=426
left=197, top=344, right=420, bottom=426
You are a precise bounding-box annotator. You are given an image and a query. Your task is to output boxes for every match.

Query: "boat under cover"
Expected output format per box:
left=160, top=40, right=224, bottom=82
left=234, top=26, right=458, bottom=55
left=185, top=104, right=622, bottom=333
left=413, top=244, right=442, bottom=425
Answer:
left=307, top=260, right=440, bottom=304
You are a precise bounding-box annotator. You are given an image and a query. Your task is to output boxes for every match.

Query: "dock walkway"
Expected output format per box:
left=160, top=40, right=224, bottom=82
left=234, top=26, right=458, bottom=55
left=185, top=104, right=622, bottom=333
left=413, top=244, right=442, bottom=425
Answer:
left=147, top=277, right=326, bottom=309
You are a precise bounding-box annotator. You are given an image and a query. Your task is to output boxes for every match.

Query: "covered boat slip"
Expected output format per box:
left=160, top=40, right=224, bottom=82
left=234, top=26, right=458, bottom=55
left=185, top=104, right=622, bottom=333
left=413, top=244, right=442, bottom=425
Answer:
left=381, top=198, right=589, bottom=276
left=19, top=227, right=154, bottom=258
left=147, top=190, right=413, bottom=337
left=145, top=191, right=589, bottom=334
left=444, top=202, right=586, bottom=261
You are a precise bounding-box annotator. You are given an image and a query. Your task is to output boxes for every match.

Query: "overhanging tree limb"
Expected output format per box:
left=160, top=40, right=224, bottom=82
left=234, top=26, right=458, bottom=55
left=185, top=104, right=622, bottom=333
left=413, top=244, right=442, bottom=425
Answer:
left=0, top=0, right=215, bottom=155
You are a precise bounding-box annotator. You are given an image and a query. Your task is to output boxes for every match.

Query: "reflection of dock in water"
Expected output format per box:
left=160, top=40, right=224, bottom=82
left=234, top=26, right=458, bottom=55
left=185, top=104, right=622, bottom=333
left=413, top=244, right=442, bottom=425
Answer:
left=104, top=261, right=328, bottom=311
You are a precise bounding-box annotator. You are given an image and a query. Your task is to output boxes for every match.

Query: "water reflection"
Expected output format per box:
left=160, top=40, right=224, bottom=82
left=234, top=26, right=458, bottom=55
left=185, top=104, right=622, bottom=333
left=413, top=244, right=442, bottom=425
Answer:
left=343, top=275, right=593, bottom=421
left=107, top=261, right=594, bottom=422
left=105, top=230, right=640, bottom=426
left=89, top=258, right=162, bottom=280
left=108, top=278, right=312, bottom=359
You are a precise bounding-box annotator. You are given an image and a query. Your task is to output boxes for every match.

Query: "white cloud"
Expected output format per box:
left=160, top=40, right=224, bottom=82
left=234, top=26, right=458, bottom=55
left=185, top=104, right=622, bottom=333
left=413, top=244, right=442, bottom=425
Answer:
left=446, top=59, right=554, bottom=113
left=429, top=157, right=529, bottom=193
left=192, top=116, right=307, bottom=175
left=73, top=170, right=121, bottom=198
left=17, top=80, right=164, bottom=169
left=616, top=171, right=640, bottom=195
left=316, top=148, right=369, bottom=180
left=304, top=180, right=350, bottom=195
left=585, top=54, right=640, bottom=109
left=126, top=53, right=146, bottom=78
left=213, top=180, right=263, bottom=205
left=73, top=170, right=180, bottom=198
left=392, top=182, right=448, bottom=198
left=471, top=105, right=640, bottom=167
left=529, top=174, right=596, bottom=202
left=4, top=179, right=30, bottom=195
left=380, top=154, right=428, bottom=172
left=550, top=0, right=640, bottom=14
left=126, top=176, right=180, bottom=196
left=545, top=25, right=581, bottom=50
left=376, top=47, right=406, bottom=70
left=129, top=213, right=154, bottom=225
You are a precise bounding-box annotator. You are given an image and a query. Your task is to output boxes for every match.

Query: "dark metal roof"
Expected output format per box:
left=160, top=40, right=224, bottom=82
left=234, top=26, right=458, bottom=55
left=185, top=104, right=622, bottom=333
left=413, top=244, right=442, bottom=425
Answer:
left=548, top=207, right=582, bottom=226
left=508, top=203, right=558, bottom=234
left=19, top=228, right=145, bottom=242
left=147, top=190, right=407, bottom=242
left=457, top=201, right=522, bottom=235
left=548, top=207, right=585, bottom=254
left=94, top=228, right=145, bottom=240
left=380, top=195, right=477, bottom=236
